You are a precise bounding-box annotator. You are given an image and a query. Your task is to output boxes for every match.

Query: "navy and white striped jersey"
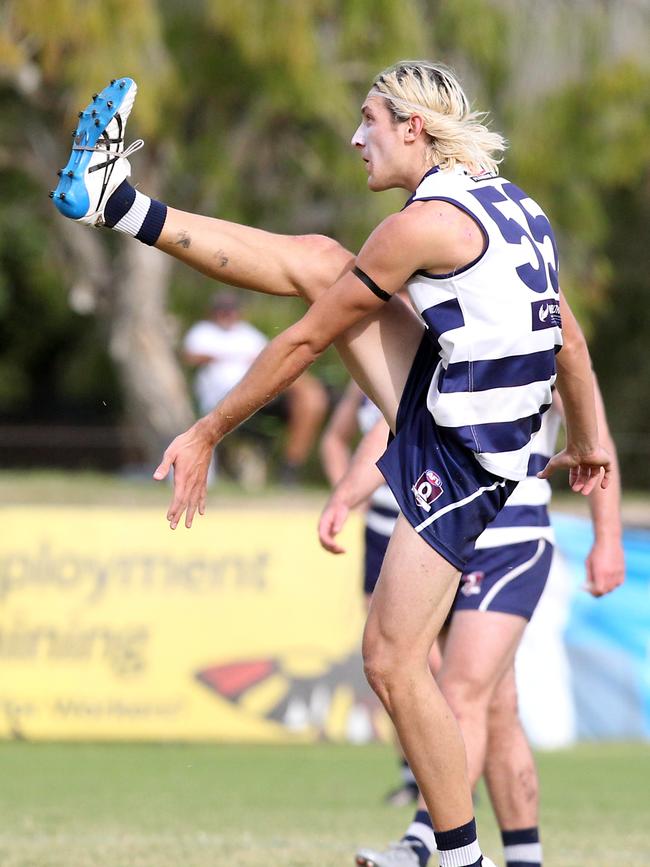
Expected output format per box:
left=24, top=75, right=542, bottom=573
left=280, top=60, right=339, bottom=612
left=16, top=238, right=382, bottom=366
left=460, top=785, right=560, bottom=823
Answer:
left=475, top=403, right=562, bottom=549
left=358, top=396, right=400, bottom=538
left=405, top=165, right=562, bottom=481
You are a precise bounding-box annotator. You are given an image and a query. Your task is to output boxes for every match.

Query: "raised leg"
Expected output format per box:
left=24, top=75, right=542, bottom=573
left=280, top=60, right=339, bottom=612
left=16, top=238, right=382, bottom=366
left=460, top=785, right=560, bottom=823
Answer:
left=156, top=207, right=350, bottom=298
left=53, top=79, right=426, bottom=429
left=155, top=207, right=424, bottom=430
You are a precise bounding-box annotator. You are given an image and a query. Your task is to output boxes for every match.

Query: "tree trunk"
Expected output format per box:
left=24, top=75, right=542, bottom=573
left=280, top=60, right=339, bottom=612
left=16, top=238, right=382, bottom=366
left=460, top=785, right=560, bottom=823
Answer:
left=109, top=239, right=194, bottom=467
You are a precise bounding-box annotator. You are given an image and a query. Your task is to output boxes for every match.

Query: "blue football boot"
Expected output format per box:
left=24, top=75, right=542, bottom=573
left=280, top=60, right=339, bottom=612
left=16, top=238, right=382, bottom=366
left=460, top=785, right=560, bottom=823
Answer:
left=50, top=77, right=143, bottom=225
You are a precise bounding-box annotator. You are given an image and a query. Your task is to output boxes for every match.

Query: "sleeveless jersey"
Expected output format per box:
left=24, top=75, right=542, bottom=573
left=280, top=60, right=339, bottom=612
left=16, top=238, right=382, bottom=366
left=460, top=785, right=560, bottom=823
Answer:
left=357, top=396, right=400, bottom=538
left=405, top=165, right=562, bottom=481
left=475, top=403, right=562, bottom=549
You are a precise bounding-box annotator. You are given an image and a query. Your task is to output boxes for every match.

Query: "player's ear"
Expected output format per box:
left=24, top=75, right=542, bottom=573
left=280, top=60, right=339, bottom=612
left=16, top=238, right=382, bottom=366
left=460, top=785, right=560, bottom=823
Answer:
left=405, top=114, right=425, bottom=142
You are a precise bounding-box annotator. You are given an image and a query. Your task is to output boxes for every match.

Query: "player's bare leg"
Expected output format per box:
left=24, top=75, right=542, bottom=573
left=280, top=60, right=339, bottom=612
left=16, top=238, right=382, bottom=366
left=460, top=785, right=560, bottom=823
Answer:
left=404, top=611, right=526, bottom=811
left=363, top=514, right=472, bottom=832
left=156, top=206, right=425, bottom=428
left=356, top=613, right=527, bottom=867
left=436, top=610, right=527, bottom=784
left=51, top=79, right=424, bottom=430
left=156, top=207, right=352, bottom=299
left=485, top=667, right=539, bottom=825
left=282, top=373, right=329, bottom=473
left=484, top=668, right=542, bottom=866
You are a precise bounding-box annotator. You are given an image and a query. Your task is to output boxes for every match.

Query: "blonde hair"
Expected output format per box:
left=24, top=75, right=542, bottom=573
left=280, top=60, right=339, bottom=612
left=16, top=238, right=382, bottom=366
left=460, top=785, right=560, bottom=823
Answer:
left=372, top=60, right=507, bottom=174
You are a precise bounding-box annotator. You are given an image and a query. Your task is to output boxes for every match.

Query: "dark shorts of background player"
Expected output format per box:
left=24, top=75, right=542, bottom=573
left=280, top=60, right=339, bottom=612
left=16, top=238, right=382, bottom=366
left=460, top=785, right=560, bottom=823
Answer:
left=241, top=393, right=290, bottom=430
left=377, top=333, right=517, bottom=571
left=453, top=538, right=554, bottom=620
left=364, top=525, right=391, bottom=595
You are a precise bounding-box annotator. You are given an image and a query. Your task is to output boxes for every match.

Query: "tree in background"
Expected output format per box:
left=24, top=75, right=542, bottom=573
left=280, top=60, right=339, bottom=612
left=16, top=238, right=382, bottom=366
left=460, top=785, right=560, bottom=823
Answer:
left=0, top=0, right=425, bottom=465
left=0, top=0, right=192, bottom=464
left=1, top=0, right=649, bottom=480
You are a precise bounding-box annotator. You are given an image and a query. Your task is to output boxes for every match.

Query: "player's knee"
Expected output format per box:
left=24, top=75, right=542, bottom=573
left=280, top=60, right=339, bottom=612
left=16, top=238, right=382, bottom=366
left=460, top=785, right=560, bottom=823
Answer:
left=293, top=233, right=345, bottom=259
left=363, top=657, right=391, bottom=708
left=487, top=676, right=519, bottom=731
left=362, top=641, right=400, bottom=707
left=438, top=669, right=492, bottom=716
left=289, top=235, right=354, bottom=299
left=362, top=633, right=421, bottom=710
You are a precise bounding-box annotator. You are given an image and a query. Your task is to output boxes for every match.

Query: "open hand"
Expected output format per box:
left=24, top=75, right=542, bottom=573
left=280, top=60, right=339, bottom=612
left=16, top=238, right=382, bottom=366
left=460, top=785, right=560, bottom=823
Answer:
left=153, top=420, right=215, bottom=529
left=538, top=444, right=611, bottom=496
left=318, top=497, right=350, bottom=554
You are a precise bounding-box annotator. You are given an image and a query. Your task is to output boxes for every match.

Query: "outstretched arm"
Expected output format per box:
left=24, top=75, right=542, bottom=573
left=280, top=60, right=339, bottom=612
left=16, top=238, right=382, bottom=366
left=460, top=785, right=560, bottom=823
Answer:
left=318, top=417, right=389, bottom=554
left=154, top=210, right=429, bottom=529
left=539, top=292, right=610, bottom=494
left=584, top=379, right=625, bottom=596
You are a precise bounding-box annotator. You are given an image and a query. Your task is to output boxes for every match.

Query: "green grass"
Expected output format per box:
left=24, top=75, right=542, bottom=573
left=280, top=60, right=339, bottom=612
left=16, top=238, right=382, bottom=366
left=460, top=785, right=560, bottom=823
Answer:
left=0, top=469, right=326, bottom=508
left=3, top=470, right=650, bottom=527
left=1, top=742, right=649, bottom=866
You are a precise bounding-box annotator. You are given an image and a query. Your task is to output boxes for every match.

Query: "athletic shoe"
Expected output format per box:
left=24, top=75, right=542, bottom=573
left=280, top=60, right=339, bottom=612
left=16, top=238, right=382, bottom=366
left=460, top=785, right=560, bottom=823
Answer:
left=383, top=782, right=420, bottom=807
left=356, top=843, right=497, bottom=867
left=356, top=841, right=421, bottom=867
left=50, top=77, right=143, bottom=225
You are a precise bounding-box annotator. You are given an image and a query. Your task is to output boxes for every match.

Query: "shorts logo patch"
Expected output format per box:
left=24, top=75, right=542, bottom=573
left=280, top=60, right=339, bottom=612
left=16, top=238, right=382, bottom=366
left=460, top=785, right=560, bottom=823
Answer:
left=460, top=570, right=484, bottom=597
left=411, top=470, right=444, bottom=512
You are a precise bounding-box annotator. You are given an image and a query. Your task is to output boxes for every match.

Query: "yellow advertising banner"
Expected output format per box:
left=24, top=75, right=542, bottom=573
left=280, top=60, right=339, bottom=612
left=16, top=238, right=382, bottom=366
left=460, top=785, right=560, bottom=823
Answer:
left=0, top=506, right=388, bottom=743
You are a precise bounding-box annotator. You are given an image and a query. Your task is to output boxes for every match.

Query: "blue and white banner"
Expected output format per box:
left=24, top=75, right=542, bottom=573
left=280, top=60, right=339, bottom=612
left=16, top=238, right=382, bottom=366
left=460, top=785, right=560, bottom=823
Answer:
left=517, top=513, right=650, bottom=746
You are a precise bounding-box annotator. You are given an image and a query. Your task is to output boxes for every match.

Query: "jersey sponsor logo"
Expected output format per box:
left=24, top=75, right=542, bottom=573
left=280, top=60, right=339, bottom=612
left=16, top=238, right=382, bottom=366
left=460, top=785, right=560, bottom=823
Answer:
left=531, top=299, right=561, bottom=331
left=460, top=570, right=484, bottom=597
left=411, top=470, right=444, bottom=512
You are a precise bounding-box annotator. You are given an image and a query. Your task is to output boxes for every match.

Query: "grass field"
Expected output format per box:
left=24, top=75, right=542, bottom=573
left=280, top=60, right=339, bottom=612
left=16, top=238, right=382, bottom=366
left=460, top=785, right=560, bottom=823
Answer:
left=2, top=473, right=649, bottom=866
left=2, top=741, right=649, bottom=867
left=3, top=469, right=650, bottom=525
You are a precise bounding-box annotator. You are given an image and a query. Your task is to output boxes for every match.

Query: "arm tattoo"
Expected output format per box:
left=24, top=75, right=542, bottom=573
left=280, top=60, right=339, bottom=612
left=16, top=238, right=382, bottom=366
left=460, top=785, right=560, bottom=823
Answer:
left=174, top=231, right=191, bottom=249
left=214, top=248, right=229, bottom=267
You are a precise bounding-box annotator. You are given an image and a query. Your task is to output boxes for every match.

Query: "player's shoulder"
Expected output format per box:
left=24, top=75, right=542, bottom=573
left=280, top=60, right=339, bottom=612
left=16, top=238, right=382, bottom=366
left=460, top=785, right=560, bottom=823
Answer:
left=363, top=202, right=477, bottom=274
left=389, top=197, right=478, bottom=250
left=375, top=200, right=461, bottom=238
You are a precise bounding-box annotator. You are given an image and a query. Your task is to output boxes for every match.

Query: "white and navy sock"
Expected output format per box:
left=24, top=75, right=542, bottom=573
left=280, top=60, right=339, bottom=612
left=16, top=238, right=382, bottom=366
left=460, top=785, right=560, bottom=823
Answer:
left=104, top=180, right=167, bottom=245
left=402, top=810, right=436, bottom=867
left=435, top=818, right=482, bottom=866
left=502, top=827, right=542, bottom=866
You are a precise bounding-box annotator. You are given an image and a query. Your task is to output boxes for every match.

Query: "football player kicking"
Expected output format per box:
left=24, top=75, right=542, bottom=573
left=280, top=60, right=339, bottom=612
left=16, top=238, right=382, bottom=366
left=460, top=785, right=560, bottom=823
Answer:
left=52, top=63, right=611, bottom=867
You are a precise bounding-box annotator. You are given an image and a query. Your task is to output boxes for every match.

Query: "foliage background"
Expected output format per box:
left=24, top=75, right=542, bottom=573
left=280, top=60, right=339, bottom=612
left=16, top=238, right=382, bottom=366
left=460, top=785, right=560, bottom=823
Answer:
left=1, top=0, right=649, bottom=482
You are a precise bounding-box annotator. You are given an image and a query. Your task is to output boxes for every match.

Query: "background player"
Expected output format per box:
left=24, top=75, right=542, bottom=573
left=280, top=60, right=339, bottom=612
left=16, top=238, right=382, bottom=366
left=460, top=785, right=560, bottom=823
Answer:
left=52, top=62, right=611, bottom=867
left=318, top=381, right=624, bottom=867
left=184, top=289, right=327, bottom=484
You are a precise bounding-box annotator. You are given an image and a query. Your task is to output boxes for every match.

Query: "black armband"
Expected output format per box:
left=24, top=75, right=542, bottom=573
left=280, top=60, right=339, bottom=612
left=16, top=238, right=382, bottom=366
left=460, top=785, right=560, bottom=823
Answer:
left=352, top=266, right=392, bottom=302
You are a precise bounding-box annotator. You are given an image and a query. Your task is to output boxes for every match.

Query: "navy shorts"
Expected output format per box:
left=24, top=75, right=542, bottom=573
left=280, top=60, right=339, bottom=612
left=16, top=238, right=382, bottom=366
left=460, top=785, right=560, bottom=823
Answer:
left=377, top=335, right=517, bottom=570
left=453, top=538, right=553, bottom=620
left=364, top=525, right=391, bottom=595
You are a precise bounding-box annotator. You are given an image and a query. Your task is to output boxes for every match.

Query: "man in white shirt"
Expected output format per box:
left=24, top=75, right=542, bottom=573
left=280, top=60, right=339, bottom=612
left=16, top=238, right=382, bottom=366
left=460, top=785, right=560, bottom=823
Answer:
left=183, top=291, right=269, bottom=414
left=183, top=291, right=328, bottom=483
